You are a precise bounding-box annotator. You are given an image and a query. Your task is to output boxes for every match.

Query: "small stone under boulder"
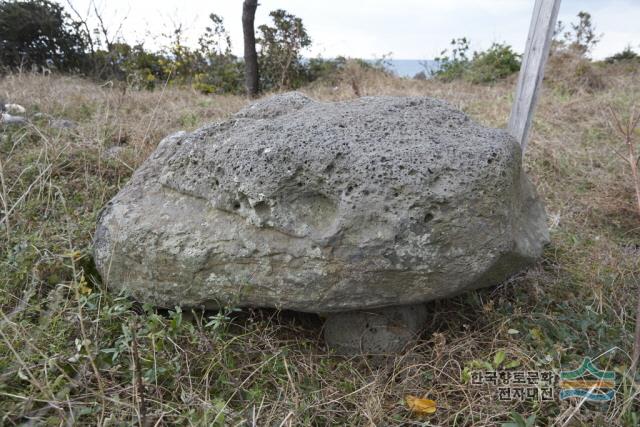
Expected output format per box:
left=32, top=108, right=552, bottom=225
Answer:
left=94, top=92, right=549, bottom=352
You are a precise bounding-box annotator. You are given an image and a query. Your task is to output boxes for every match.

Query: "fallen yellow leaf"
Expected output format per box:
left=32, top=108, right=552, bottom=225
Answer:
left=405, top=395, right=436, bottom=415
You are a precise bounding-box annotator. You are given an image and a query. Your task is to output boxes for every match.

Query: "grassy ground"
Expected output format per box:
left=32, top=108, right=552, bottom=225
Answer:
left=1, top=63, right=639, bottom=426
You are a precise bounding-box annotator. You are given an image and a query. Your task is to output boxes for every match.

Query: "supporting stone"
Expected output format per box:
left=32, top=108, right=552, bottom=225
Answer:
left=323, top=304, right=428, bottom=354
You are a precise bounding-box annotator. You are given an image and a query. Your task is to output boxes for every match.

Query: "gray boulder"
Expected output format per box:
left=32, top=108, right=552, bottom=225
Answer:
left=94, top=92, right=549, bottom=315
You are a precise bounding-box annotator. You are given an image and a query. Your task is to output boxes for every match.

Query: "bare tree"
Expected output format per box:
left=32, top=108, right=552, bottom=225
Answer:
left=242, top=0, right=259, bottom=97
left=64, top=0, right=96, bottom=55
left=93, top=1, right=113, bottom=51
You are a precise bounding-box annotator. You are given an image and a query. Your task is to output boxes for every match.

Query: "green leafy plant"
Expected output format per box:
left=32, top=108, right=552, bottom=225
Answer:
left=553, top=11, right=601, bottom=57
left=466, top=43, right=521, bottom=83
left=257, top=9, right=311, bottom=90
left=205, top=306, right=240, bottom=335
left=433, top=37, right=471, bottom=81
left=433, top=39, right=520, bottom=83
left=606, top=46, right=640, bottom=64
left=193, top=14, right=243, bottom=94
left=0, top=0, right=88, bottom=72
left=502, top=412, right=536, bottom=427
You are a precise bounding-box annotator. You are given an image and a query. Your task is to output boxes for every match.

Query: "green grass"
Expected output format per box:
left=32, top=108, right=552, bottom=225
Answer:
left=1, top=66, right=640, bottom=425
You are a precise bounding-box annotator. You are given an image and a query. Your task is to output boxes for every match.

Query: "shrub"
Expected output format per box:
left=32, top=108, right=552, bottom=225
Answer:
left=158, top=22, right=241, bottom=94
left=433, top=39, right=520, bottom=84
left=304, top=57, right=347, bottom=85
left=413, top=71, right=427, bottom=80
left=192, top=60, right=244, bottom=95
left=121, top=15, right=243, bottom=94
left=546, top=48, right=605, bottom=94
left=257, top=9, right=311, bottom=90
left=547, top=11, right=605, bottom=94
left=193, top=14, right=244, bottom=94
left=466, top=43, right=521, bottom=84
left=0, top=2, right=244, bottom=94
left=0, top=0, right=88, bottom=72
left=553, top=11, right=601, bottom=57
left=433, top=38, right=471, bottom=81
left=111, top=43, right=169, bottom=90
left=606, top=47, right=640, bottom=64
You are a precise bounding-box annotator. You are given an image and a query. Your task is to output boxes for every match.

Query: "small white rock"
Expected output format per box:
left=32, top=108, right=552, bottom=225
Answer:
left=4, top=103, right=26, bottom=114
left=1, top=113, right=27, bottom=125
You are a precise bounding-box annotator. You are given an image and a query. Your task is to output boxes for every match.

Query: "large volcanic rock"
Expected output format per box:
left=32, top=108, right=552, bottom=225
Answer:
left=94, top=93, right=549, bottom=313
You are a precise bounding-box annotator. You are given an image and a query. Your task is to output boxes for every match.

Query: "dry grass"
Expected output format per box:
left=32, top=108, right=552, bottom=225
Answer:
left=1, top=65, right=640, bottom=426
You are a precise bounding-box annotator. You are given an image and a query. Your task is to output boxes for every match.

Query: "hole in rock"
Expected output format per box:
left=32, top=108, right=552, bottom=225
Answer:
left=324, top=162, right=335, bottom=174
left=254, top=201, right=270, bottom=219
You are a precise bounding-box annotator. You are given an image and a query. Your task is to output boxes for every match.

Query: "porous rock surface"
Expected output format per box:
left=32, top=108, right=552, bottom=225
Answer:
left=94, top=92, right=549, bottom=313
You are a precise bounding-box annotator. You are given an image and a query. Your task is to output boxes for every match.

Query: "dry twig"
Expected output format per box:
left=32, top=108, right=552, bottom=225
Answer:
left=607, top=104, right=640, bottom=373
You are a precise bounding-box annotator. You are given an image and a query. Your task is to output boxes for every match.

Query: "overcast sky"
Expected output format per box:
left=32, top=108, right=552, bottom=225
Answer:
left=68, top=0, right=640, bottom=60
